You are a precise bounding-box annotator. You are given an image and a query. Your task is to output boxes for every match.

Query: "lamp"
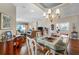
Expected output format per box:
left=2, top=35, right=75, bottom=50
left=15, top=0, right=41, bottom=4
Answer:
left=56, top=9, right=60, bottom=15
left=55, top=9, right=60, bottom=18
left=43, top=8, right=60, bottom=23
left=48, top=9, right=52, bottom=14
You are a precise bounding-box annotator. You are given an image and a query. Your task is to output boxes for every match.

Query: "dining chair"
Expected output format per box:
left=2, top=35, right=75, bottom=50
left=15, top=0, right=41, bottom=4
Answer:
left=45, top=49, right=55, bottom=55
left=14, top=36, right=26, bottom=55
left=26, top=37, right=37, bottom=55
left=54, top=35, right=69, bottom=55
left=37, top=43, right=55, bottom=55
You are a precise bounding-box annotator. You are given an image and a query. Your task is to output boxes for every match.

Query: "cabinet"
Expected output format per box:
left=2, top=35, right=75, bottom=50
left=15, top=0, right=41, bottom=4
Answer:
left=0, top=42, right=4, bottom=54
left=67, top=39, right=79, bottom=55
left=5, top=40, right=14, bottom=55
left=0, top=40, right=14, bottom=55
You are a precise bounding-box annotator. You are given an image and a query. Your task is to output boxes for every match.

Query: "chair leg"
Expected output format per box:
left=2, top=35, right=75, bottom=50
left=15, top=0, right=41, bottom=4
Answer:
left=64, top=49, right=68, bottom=55
left=45, top=49, right=55, bottom=55
left=45, top=50, right=50, bottom=55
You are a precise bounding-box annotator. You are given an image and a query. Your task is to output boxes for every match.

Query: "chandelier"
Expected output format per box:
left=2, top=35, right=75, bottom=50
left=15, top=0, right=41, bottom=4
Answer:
left=43, top=9, right=60, bottom=23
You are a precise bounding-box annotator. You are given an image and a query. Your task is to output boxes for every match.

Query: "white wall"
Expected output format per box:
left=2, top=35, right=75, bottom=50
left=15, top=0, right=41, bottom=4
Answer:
left=0, top=3, right=16, bottom=36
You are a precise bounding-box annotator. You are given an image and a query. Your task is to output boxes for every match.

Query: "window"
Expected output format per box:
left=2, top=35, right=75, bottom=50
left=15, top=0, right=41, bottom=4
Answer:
left=16, top=24, right=25, bottom=33
left=56, top=22, right=69, bottom=32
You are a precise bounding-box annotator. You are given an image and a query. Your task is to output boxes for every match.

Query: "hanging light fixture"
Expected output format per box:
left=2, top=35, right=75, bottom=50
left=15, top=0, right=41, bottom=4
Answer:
left=43, top=8, right=60, bottom=23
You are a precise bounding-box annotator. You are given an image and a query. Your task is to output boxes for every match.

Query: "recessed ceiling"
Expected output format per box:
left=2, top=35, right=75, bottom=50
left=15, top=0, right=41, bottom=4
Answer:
left=40, top=3, right=62, bottom=8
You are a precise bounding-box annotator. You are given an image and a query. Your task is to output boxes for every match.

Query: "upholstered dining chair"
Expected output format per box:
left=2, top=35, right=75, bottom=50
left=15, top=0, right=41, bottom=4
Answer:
left=13, top=36, right=26, bottom=55
left=54, top=35, right=69, bottom=55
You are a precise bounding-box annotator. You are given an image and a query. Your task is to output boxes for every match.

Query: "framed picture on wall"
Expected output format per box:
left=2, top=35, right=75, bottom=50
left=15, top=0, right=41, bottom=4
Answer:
left=56, top=22, right=69, bottom=32
left=0, top=13, right=12, bottom=29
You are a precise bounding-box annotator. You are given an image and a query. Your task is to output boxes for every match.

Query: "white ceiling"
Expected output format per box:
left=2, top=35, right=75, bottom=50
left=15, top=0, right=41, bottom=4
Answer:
left=13, top=3, right=62, bottom=23
left=39, top=3, right=62, bottom=8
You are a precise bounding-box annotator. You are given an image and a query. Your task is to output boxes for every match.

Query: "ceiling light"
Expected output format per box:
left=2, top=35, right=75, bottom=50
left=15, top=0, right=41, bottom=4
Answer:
left=43, top=8, right=61, bottom=23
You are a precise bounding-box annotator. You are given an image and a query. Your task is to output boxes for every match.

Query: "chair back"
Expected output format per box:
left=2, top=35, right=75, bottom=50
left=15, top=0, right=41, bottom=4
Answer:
left=26, top=37, right=37, bottom=55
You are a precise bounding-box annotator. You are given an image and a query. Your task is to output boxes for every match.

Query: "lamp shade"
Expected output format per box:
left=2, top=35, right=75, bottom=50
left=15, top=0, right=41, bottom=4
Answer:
left=56, top=9, right=60, bottom=14
left=48, top=9, right=52, bottom=14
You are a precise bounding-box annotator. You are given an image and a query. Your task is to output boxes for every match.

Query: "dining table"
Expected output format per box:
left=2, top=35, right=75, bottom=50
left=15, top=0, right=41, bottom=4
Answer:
left=36, top=36, right=67, bottom=54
